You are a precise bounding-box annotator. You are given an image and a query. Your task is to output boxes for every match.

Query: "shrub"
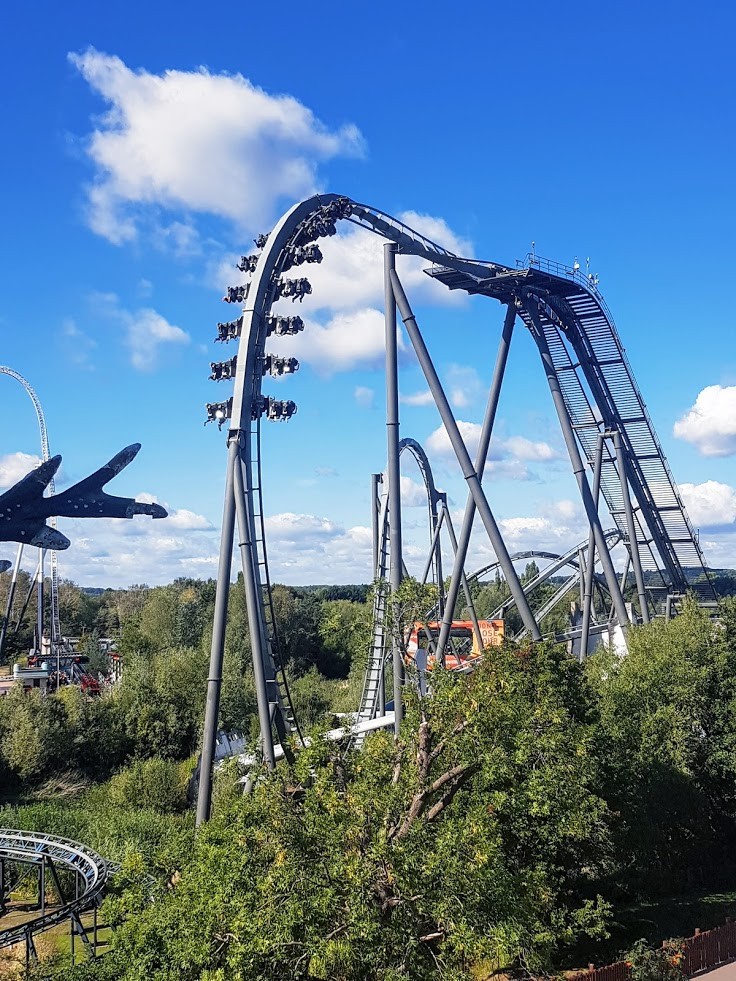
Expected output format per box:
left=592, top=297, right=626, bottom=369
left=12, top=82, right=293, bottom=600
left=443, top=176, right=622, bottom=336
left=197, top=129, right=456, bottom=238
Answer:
left=106, top=758, right=190, bottom=814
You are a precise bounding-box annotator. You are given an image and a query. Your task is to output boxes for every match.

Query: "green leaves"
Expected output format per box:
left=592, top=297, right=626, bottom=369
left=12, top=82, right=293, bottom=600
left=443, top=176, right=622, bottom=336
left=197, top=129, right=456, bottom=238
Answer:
left=67, top=640, right=611, bottom=980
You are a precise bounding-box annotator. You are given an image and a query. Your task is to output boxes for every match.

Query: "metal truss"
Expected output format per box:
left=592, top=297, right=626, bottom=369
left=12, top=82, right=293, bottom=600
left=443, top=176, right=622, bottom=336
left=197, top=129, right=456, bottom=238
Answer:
left=427, top=259, right=715, bottom=602
left=0, top=828, right=113, bottom=966
left=196, top=194, right=717, bottom=824
left=353, top=437, right=480, bottom=747
left=467, top=530, right=621, bottom=627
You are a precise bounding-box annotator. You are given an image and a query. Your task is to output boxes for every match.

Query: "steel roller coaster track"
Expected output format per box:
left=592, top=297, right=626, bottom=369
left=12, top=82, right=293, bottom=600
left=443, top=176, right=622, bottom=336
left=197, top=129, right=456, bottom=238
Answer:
left=0, top=829, right=113, bottom=963
left=196, top=192, right=715, bottom=824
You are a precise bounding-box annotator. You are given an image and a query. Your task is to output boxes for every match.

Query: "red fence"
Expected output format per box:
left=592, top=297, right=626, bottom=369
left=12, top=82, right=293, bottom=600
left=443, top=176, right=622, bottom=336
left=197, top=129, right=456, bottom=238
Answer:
left=569, top=918, right=736, bottom=981
left=683, top=920, right=736, bottom=976
left=570, top=959, right=631, bottom=981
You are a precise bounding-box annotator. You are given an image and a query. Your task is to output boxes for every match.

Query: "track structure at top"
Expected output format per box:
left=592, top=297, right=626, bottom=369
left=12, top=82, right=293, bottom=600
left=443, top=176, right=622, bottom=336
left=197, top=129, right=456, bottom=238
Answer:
left=196, top=192, right=715, bottom=825
left=428, top=257, right=715, bottom=602
left=0, top=829, right=112, bottom=963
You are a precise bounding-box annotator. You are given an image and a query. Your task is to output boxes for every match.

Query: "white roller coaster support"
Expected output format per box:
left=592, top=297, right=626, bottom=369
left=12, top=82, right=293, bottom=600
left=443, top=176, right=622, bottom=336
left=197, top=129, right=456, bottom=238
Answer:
left=0, top=367, right=60, bottom=649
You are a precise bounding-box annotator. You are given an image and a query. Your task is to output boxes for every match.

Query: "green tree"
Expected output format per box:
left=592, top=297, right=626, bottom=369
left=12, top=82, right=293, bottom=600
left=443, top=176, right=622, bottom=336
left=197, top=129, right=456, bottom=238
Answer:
left=271, top=585, right=322, bottom=675
left=0, top=686, right=71, bottom=783
left=75, top=641, right=609, bottom=980
left=114, top=646, right=207, bottom=760
left=586, top=598, right=736, bottom=896
left=317, top=598, right=371, bottom=678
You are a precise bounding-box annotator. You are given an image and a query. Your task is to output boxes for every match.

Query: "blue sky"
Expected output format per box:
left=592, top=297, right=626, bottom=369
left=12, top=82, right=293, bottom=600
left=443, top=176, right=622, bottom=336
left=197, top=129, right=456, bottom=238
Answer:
left=1, top=0, right=736, bottom=588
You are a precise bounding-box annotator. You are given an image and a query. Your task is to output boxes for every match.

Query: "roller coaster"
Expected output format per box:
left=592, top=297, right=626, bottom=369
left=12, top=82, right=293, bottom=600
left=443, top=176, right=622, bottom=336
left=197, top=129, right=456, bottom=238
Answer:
left=0, top=829, right=112, bottom=967
left=195, top=192, right=716, bottom=824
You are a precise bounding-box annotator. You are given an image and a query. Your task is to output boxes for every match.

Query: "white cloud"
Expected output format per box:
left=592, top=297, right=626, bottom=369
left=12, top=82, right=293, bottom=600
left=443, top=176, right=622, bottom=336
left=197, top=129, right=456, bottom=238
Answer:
left=499, top=498, right=587, bottom=553
left=401, top=389, right=433, bottom=407
left=151, top=218, right=202, bottom=257
left=270, top=307, right=405, bottom=375
left=133, top=491, right=159, bottom=506
left=500, top=516, right=551, bottom=542
left=502, top=436, right=558, bottom=462
left=123, top=308, right=189, bottom=371
left=40, top=506, right=221, bottom=588
left=0, top=452, right=43, bottom=489
left=400, top=475, right=429, bottom=508
left=60, top=317, right=97, bottom=370
left=446, top=364, right=482, bottom=409
left=426, top=420, right=483, bottom=460
left=128, top=495, right=212, bottom=531
left=69, top=48, right=364, bottom=244
left=354, top=386, right=375, bottom=408
left=546, top=499, right=583, bottom=522
left=438, top=498, right=590, bottom=580
left=680, top=480, right=736, bottom=528
left=167, top=508, right=214, bottom=530
left=399, top=211, right=472, bottom=257
left=425, top=422, right=558, bottom=473
left=261, top=513, right=374, bottom=581
left=93, top=293, right=190, bottom=371
left=264, top=513, right=340, bottom=545
left=674, top=385, right=736, bottom=456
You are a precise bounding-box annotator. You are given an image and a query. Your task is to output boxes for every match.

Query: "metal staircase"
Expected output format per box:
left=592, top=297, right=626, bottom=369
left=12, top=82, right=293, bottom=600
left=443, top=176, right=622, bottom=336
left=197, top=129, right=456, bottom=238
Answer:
left=353, top=490, right=390, bottom=748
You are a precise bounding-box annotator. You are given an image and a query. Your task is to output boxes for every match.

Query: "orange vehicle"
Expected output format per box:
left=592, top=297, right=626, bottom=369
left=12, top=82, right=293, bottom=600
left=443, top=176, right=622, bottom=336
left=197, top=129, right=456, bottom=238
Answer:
left=405, top=619, right=504, bottom=672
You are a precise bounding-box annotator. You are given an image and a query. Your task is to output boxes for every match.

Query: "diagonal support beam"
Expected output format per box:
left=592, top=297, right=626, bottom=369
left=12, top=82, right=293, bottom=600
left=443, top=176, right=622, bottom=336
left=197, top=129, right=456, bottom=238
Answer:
left=580, top=432, right=605, bottom=659
left=614, top=428, right=651, bottom=624
left=390, top=272, right=541, bottom=642
left=434, top=302, right=524, bottom=659
left=196, top=436, right=237, bottom=826
left=441, top=500, right=483, bottom=648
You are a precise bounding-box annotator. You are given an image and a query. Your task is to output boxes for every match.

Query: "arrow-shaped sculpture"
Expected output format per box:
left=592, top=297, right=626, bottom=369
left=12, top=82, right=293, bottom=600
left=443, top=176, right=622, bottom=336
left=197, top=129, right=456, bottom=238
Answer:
left=0, top=444, right=167, bottom=550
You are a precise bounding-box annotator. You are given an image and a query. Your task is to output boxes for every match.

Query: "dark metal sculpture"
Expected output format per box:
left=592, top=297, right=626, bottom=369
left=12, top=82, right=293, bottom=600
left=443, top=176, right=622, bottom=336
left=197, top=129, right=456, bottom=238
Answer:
left=0, top=443, right=166, bottom=550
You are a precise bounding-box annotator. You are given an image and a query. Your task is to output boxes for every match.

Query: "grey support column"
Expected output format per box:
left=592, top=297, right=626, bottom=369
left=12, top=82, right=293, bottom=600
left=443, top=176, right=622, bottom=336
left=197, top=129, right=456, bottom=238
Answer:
left=233, top=443, right=276, bottom=768
left=577, top=549, right=586, bottom=608
left=390, top=274, right=541, bottom=643
left=36, top=552, right=44, bottom=654
left=39, top=858, right=45, bottom=915
left=614, top=428, right=650, bottom=624
left=436, top=303, right=520, bottom=660
left=385, top=245, right=404, bottom=731
left=525, top=300, right=631, bottom=628
left=580, top=433, right=605, bottom=660
left=196, top=435, right=237, bottom=827
left=0, top=543, right=22, bottom=662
